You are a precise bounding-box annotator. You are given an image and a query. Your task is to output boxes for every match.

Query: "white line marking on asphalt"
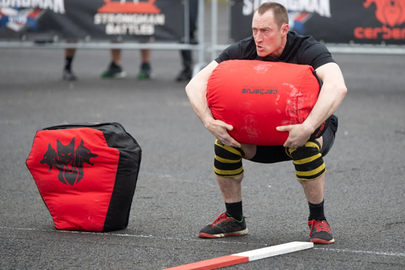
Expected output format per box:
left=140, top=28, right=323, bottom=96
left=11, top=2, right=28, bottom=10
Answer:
left=0, top=119, right=21, bottom=125
left=2, top=226, right=405, bottom=258
left=314, top=247, right=405, bottom=258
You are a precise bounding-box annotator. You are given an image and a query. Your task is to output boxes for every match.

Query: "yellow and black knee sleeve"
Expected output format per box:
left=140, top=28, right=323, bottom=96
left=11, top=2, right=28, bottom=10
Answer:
left=214, top=139, right=245, bottom=177
left=286, top=140, right=326, bottom=181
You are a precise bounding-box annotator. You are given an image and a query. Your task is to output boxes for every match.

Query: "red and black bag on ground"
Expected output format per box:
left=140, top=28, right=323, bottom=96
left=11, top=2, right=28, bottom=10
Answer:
left=26, top=122, right=142, bottom=232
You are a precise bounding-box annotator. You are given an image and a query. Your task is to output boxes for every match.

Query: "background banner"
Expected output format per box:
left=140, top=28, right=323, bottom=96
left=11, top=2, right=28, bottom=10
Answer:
left=230, top=0, right=405, bottom=45
left=0, top=0, right=185, bottom=41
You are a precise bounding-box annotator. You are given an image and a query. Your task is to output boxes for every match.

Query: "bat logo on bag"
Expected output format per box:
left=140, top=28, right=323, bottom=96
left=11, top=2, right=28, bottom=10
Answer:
left=40, top=137, right=98, bottom=186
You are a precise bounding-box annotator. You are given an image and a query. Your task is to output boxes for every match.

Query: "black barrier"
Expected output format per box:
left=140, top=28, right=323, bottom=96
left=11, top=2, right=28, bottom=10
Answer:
left=230, top=0, right=405, bottom=45
left=0, top=0, right=185, bottom=42
left=1, top=0, right=405, bottom=56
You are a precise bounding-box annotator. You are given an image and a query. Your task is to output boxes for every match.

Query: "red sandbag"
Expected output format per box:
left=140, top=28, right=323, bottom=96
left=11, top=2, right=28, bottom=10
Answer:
left=207, top=60, right=320, bottom=145
left=26, top=122, right=142, bottom=232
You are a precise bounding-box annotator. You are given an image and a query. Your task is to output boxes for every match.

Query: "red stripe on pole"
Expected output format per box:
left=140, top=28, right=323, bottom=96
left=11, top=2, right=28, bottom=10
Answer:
left=164, top=241, right=314, bottom=270
left=164, top=255, right=249, bottom=270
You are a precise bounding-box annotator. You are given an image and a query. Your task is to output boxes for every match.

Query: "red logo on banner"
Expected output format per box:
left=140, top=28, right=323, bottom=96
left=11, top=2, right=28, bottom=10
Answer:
left=354, top=0, right=405, bottom=40
left=364, top=0, right=405, bottom=27
left=98, top=0, right=160, bottom=14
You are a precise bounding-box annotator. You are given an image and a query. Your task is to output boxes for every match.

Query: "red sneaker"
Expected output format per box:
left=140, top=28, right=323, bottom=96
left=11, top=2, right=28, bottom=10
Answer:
left=308, top=219, right=335, bottom=244
left=198, top=213, right=248, bottom=238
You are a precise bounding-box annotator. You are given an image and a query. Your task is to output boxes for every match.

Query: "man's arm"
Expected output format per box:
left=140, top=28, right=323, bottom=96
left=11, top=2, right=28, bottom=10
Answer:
left=185, top=60, right=242, bottom=148
left=277, top=62, right=347, bottom=148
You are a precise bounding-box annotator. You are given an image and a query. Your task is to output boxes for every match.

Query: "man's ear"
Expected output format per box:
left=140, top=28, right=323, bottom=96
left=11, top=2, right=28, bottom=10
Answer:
left=281, top=23, right=289, bottom=37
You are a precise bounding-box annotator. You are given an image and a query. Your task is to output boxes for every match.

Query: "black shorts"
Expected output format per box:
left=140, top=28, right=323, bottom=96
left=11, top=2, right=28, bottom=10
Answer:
left=249, top=115, right=338, bottom=164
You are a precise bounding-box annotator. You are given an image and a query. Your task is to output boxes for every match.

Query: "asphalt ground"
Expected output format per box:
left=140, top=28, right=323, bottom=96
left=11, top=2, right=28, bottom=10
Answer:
left=1, top=4, right=405, bottom=270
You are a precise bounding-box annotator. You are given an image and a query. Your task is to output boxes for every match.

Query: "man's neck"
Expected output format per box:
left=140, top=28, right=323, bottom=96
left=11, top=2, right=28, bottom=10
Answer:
left=265, top=37, right=287, bottom=60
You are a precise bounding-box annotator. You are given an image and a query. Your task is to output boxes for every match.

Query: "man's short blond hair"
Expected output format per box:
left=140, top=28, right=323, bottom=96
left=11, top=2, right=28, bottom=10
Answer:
left=255, top=2, right=289, bottom=29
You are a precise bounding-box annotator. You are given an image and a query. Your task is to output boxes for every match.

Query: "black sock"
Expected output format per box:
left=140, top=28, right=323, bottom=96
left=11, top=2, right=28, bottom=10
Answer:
left=308, top=200, right=326, bottom=221
left=65, top=57, right=73, bottom=71
left=111, top=61, right=120, bottom=68
left=225, top=201, right=243, bottom=221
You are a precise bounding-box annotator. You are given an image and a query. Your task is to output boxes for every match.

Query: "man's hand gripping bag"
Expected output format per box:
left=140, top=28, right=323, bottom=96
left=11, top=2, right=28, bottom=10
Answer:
left=207, top=60, right=321, bottom=145
left=26, top=122, right=142, bottom=232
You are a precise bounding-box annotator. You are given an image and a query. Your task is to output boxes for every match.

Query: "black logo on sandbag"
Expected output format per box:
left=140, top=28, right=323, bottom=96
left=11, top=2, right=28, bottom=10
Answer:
left=241, top=88, right=278, bottom=95
left=40, top=138, right=98, bottom=186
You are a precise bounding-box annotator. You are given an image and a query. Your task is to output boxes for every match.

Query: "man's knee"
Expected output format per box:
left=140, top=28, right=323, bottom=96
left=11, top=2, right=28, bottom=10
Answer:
left=214, top=139, right=245, bottom=177
left=287, top=140, right=326, bottom=181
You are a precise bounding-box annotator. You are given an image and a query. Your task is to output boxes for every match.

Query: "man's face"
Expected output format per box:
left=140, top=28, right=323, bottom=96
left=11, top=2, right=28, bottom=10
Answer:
left=252, top=10, right=288, bottom=58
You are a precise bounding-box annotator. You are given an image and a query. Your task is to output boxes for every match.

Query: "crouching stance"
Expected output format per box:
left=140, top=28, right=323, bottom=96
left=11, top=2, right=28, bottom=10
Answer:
left=185, top=2, right=347, bottom=244
left=199, top=119, right=337, bottom=244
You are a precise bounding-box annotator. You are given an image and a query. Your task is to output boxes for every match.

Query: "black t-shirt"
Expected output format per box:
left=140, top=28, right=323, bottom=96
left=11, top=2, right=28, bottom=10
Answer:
left=215, top=31, right=335, bottom=70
